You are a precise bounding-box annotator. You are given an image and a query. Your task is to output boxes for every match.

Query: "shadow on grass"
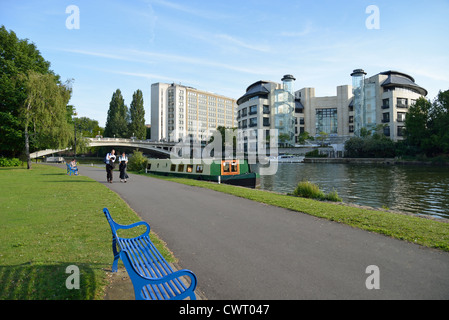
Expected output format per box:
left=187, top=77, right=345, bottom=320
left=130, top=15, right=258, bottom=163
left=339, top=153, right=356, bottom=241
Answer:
left=0, top=262, right=105, bottom=300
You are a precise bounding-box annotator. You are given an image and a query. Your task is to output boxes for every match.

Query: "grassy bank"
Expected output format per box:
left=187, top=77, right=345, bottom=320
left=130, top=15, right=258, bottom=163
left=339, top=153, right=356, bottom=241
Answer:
left=140, top=172, right=449, bottom=252
left=0, top=164, right=174, bottom=300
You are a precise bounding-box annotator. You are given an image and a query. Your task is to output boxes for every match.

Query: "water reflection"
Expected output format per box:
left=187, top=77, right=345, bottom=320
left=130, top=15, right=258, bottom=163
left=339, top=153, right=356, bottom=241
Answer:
left=256, top=163, right=449, bottom=220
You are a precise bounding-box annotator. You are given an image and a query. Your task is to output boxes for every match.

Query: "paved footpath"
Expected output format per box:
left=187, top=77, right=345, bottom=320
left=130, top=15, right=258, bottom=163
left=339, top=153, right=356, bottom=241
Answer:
left=75, top=164, right=449, bottom=300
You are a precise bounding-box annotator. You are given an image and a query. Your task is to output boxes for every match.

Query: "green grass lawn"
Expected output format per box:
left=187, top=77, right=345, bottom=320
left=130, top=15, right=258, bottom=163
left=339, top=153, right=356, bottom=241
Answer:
left=140, top=172, right=449, bottom=252
left=0, top=164, right=173, bottom=300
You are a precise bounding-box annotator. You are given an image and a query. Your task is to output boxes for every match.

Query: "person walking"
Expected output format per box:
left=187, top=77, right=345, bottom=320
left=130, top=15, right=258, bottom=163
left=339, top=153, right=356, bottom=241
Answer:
left=105, top=149, right=116, bottom=183
left=119, top=152, right=129, bottom=183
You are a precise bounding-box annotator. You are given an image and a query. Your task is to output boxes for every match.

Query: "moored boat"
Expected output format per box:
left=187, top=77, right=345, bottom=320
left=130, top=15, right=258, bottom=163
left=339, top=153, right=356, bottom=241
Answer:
left=269, top=155, right=305, bottom=163
left=147, top=159, right=260, bottom=188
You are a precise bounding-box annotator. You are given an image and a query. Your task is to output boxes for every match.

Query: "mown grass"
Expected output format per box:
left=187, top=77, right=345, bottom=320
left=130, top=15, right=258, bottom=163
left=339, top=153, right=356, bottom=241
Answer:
left=139, top=172, right=449, bottom=252
left=0, top=164, right=174, bottom=300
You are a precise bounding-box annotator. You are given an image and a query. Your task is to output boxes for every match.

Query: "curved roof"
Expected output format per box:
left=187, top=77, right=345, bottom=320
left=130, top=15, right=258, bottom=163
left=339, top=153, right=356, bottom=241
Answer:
left=237, top=80, right=276, bottom=105
left=380, top=70, right=428, bottom=96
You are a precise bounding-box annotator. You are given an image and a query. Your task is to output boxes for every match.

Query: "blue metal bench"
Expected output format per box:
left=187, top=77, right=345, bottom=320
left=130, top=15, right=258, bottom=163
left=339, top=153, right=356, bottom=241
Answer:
left=66, top=163, right=78, bottom=176
left=103, top=208, right=197, bottom=300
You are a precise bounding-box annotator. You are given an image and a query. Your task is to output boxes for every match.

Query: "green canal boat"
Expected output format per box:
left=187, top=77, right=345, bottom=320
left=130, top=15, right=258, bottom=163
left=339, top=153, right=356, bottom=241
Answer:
left=147, top=159, right=260, bottom=188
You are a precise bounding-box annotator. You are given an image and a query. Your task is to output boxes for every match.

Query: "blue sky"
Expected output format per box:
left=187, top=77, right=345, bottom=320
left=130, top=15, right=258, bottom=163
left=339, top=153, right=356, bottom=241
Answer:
left=1, top=0, right=448, bottom=127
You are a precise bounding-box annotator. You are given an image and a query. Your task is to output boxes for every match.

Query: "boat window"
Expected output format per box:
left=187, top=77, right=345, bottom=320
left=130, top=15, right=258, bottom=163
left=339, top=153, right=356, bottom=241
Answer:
left=178, top=164, right=185, bottom=172
left=196, top=165, right=203, bottom=173
left=170, top=164, right=176, bottom=172
left=187, top=165, right=193, bottom=173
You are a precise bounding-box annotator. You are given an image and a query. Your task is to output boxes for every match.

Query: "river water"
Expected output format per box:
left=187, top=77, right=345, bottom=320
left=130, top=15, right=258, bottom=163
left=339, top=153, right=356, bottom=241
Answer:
left=255, top=163, right=449, bottom=220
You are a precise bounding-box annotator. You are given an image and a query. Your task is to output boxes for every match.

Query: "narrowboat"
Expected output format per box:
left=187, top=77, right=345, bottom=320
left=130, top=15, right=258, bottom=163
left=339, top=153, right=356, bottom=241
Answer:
left=147, top=159, right=260, bottom=188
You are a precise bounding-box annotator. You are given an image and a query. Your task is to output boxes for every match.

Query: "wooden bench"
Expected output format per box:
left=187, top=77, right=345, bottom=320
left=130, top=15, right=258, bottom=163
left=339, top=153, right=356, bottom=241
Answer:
left=102, top=208, right=197, bottom=300
left=66, top=163, right=78, bottom=176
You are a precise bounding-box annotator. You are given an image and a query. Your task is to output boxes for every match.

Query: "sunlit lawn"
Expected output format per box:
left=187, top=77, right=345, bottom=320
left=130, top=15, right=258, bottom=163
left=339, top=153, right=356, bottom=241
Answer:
left=0, top=164, right=173, bottom=300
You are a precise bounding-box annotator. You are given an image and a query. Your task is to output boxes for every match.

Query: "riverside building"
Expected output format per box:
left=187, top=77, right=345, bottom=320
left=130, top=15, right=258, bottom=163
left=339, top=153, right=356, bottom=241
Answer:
left=151, top=82, right=237, bottom=142
left=236, top=75, right=297, bottom=152
left=237, top=69, right=428, bottom=148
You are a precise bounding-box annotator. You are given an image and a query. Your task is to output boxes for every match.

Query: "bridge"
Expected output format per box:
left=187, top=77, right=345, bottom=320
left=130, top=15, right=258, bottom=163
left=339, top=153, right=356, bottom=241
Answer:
left=30, top=138, right=176, bottom=159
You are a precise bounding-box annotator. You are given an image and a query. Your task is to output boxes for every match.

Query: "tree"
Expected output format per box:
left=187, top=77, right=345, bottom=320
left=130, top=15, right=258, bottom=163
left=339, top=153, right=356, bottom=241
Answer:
left=296, top=131, right=312, bottom=145
left=404, top=97, right=432, bottom=154
left=20, top=71, right=72, bottom=169
left=429, top=90, right=449, bottom=154
left=129, top=89, right=146, bottom=139
left=104, top=89, right=129, bottom=138
left=0, top=26, right=56, bottom=157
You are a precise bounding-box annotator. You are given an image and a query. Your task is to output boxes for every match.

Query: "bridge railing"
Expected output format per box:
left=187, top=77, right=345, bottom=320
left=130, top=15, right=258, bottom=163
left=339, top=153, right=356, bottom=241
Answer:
left=87, top=137, right=175, bottom=146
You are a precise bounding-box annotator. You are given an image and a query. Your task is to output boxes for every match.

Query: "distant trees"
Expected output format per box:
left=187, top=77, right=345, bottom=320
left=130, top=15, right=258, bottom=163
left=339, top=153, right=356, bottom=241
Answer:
left=104, top=89, right=128, bottom=138
left=104, top=89, right=146, bottom=139
left=129, top=89, right=147, bottom=140
left=344, top=124, right=395, bottom=158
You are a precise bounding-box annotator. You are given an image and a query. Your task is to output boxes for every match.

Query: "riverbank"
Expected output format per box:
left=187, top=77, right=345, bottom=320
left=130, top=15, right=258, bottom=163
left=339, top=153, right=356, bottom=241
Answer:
left=304, top=157, right=449, bottom=166
left=138, top=171, right=449, bottom=252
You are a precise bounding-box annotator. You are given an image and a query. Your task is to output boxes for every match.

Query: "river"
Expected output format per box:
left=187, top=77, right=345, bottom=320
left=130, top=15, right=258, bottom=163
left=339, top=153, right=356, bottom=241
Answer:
left=255, top=163, right=449, bottom=220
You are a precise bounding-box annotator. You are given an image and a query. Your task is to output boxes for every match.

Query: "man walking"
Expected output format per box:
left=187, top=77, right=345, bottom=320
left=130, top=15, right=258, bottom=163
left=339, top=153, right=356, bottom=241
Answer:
left=105, top=149, right=116, bottom=183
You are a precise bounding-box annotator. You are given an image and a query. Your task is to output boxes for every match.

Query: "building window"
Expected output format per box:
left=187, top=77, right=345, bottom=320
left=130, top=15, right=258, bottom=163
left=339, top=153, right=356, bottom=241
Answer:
left=249, top=105, right=257, bottom=115
left=382, top=112, right=390, bottom=123
left=249, top=117, right=257, bottom=127
left=349, top=125, right=354, bottom=133
left=384, top=126, right=390, bottom=137
left=349, top=116, right=354, bottom=123
left=316, top=108, right=338, bottom=134
left=241, top=108, right=247, bottom=117
left=397, top=126, right=405, bottom=137
left=263, top=105, right=270, bottom=114
left=397, top=98, right=408, bottom=108
left=263, top=117, right=270, bottom=127
left=382, top=98, right=390, bottom=109
left=397, top=112, right=406, bottom=122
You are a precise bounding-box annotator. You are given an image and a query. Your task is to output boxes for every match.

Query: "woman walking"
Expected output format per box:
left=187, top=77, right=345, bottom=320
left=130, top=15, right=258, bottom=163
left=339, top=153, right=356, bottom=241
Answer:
left=105, top=149, right=116, bottom=183
left=119, top=152, right=129, bottom=183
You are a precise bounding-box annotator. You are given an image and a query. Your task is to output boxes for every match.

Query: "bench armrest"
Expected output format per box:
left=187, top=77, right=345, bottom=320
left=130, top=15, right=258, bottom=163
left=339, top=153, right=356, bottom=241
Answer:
left=103, top=208, right=150, bottom=238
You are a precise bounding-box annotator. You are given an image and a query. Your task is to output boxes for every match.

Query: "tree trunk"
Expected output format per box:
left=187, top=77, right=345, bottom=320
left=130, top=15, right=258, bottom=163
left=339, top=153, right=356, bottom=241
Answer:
left=25, top=125, right=31, bottom=170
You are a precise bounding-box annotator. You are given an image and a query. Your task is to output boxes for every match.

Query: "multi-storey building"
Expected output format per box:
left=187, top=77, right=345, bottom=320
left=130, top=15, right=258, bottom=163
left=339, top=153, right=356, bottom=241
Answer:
left=295, top=70, right=427, bottom=142
left=236, top=70, right=428, bottom=147
left=236, top=75, right=297, bottom=151
left=151, top=82, right=237, bottom=142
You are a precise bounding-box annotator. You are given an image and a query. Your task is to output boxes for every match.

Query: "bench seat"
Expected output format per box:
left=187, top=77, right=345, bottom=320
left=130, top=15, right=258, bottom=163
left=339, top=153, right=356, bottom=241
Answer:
left=103, top=208, right=197, bottom=300
left=66, top=163, right=78, bottom=175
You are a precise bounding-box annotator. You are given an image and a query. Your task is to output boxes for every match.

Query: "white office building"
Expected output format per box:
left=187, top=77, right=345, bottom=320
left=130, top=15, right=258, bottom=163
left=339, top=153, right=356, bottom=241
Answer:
left=151, top=82, right=237, bottom=142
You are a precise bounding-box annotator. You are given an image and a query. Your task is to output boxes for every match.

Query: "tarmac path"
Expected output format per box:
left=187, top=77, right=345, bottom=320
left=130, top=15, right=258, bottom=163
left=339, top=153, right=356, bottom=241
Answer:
left=75, top=164, right=449, bottom=300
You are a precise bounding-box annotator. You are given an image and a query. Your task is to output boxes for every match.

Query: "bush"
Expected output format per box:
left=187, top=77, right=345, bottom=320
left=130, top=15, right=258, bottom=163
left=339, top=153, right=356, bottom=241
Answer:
left=293, top=180, right=325, bottom=199
left=293, top=180, right=342, bottom=202
left=127, top=150, right=148, bottom=172
left=305, top=149, right=327, bottom=158
left=325, top=189, right=342, bottom=202
left=344, top=136, right=396, bottom=158
left=0, top=157, right=22, bottom=167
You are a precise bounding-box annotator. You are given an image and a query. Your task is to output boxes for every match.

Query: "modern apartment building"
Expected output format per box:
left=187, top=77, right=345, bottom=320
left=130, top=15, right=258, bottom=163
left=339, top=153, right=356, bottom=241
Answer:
left=237, top=69, right=428, bottom=146
left=236, top=75, right=297, bottom=151
left=151, top=82, right=237, bottom=142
